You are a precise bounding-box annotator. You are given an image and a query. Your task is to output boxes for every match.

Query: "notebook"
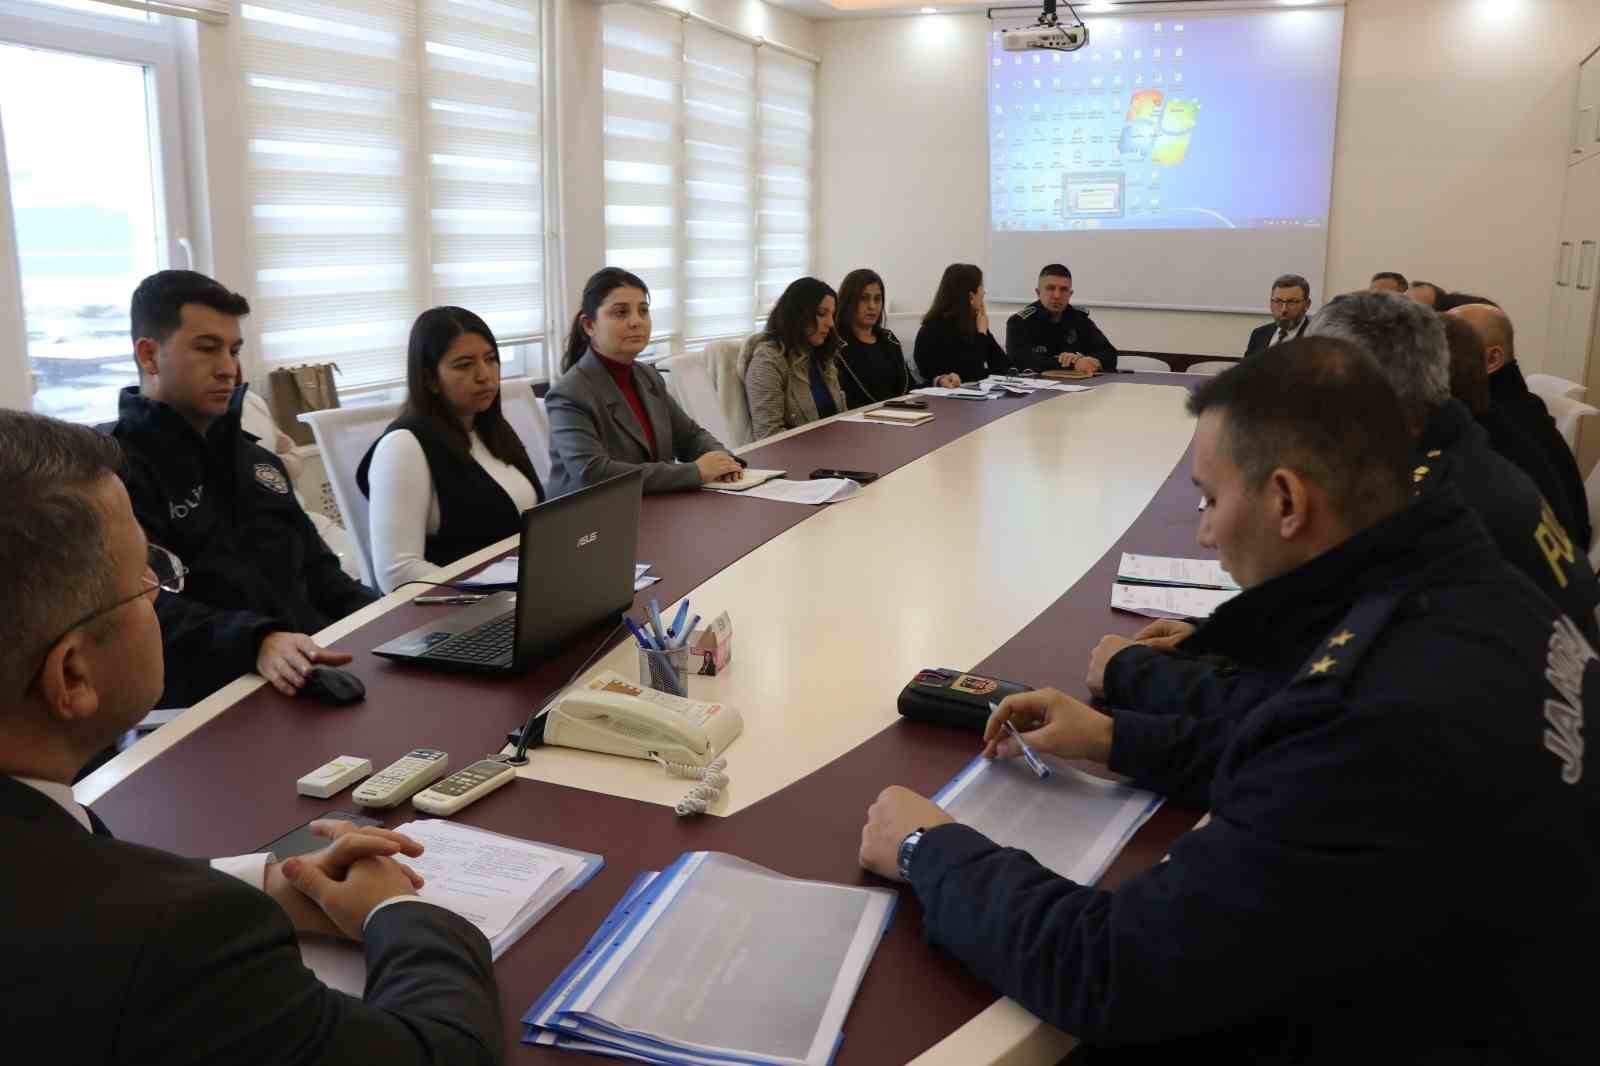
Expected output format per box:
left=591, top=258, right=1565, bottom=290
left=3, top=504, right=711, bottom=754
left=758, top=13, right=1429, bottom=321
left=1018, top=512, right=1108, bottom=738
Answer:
left=862, top=407, right=934, bottom=425
left=701, top=468, right=786, bottom=492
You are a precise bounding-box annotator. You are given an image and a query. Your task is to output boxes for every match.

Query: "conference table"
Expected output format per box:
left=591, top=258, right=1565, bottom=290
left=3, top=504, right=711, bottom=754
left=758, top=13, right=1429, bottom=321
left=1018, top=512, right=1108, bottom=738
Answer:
left=78, top=372, right=1217, bottom=1065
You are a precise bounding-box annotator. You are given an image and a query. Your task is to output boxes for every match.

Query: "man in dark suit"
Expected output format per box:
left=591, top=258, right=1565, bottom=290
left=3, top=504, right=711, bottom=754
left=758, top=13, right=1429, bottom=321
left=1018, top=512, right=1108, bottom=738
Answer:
left=1243, top=274, right=1312, bottom=357
left=0, top=411, right=502, bottom=1065
left=1450, top=302, right=1592, bottom=551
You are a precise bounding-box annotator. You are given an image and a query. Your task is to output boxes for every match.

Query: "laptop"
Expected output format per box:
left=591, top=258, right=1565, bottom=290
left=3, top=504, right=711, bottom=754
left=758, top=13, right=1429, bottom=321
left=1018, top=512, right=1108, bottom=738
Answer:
left=373, top=469, right=643, bottom=673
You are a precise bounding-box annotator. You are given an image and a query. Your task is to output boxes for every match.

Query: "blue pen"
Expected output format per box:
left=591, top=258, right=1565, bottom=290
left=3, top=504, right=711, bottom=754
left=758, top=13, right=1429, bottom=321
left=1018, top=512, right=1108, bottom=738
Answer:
left=669, top=600, right=690, bottom=643
left=623, top=616, right=657, bottom=651
left=991, top=702, right=1052, bottom=780
left=647, top=599, right=667, bottom=644
left=676, top=614, right=701, bottom=649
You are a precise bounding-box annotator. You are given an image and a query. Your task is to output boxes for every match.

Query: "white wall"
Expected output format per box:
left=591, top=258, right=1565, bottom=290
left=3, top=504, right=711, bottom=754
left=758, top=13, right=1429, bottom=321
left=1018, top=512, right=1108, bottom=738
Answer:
left=815, top=0, right=1600, bottom=367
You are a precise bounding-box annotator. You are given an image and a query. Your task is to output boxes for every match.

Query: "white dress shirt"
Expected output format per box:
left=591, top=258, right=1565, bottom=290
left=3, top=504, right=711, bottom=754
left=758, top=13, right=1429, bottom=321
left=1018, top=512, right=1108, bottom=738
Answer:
left=366, top=428, right=540, bottom=594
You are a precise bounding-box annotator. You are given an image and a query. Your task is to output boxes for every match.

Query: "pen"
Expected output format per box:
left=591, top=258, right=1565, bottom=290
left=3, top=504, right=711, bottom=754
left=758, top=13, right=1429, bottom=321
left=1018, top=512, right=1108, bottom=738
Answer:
left=669, top=600, right=690, bottom=642
left=676, top=614, right=701, bottom=649
left=415, top=594, right=485, bottom=605
left=647, top=599, right=667, bottom=645
left=991, top=702, right=1052, bottom=780
left=624, top=617, right=657, bottom=651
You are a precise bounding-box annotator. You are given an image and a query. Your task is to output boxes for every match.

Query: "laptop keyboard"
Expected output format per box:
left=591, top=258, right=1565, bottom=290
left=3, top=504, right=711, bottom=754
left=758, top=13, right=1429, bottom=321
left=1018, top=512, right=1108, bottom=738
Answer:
left=426, top=611, right=516, bottom=665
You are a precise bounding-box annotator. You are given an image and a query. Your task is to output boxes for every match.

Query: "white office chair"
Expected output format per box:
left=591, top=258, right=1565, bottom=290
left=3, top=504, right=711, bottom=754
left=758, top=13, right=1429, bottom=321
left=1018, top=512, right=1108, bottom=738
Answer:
left=498, top=376, right=553, bottom=487
left=662, top=352, right=736, bottom=446
left=705, top=338, right=754, bottom=447
left=1542, top=393, right=1600, bottom=455
left=1186, top=361, right=1238, bottom=376
left=1118, top=355, right=1172, bottom=373
left=242, top=389, right=364, bottom=582
left=1526, top=373, right=1586, bottom=404
left=299, top=401, right=402, bottom=589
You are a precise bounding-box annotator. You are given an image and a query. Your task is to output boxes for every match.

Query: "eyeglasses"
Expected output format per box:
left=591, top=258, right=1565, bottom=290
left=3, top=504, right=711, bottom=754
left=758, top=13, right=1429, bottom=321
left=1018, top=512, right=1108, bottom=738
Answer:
left=1270, top=298, right=1308, bottom=308
left=29, top=544, right=185, bottom=686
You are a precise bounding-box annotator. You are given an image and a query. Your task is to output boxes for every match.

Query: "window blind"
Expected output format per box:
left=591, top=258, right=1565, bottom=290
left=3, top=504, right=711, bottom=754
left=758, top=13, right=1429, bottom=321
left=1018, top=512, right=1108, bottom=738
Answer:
left=756, top=47, right=814, bottom=316
left=240, top=0, right=544, bottom=390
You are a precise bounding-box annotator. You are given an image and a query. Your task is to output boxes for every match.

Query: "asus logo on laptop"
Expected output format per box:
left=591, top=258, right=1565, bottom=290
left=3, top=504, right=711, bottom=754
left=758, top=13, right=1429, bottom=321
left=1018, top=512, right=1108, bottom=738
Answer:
left=577, top=531, right=599, bottom=548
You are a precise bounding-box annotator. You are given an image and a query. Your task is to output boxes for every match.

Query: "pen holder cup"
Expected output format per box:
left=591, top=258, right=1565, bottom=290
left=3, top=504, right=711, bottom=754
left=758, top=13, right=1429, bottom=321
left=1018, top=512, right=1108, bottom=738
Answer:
left=638, top=644, right=690, bottom=698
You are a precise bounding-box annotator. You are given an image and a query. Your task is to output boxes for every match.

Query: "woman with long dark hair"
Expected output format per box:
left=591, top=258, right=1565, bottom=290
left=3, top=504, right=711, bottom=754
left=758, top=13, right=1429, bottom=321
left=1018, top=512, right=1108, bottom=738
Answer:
left=546, top=267, right=740, bottom=496
left=913, top=263, right=1010, bottom=386
left=357, top=306, right=544, bottom=592
left=741, top=276, right=847, bottom=440
left=835, top=268, right=910, bottom=407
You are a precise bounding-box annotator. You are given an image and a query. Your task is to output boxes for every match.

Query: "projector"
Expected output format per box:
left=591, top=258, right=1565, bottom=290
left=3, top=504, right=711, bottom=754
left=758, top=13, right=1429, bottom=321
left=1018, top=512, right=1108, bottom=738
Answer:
left=1001, top=23, right=1088, bottom=52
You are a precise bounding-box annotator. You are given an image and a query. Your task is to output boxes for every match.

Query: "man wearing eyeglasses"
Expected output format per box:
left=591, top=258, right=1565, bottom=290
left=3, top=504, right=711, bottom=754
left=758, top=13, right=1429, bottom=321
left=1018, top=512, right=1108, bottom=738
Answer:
left=0, top=411, right=502, bottom=1064
left=112, top=271, right=378, bottom=708
left=1244, top=274, right=1312, bottom=357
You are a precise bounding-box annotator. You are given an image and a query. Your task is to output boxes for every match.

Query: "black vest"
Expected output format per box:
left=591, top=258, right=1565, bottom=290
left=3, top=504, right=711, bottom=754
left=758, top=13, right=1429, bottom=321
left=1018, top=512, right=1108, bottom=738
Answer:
left=356, top=414, right=544, bottom=569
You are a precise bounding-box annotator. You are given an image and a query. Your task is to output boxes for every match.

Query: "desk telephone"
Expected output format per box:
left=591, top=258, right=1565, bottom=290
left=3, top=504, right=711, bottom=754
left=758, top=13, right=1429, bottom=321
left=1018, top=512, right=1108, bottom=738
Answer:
left=545, top=671, right=742, bottom=768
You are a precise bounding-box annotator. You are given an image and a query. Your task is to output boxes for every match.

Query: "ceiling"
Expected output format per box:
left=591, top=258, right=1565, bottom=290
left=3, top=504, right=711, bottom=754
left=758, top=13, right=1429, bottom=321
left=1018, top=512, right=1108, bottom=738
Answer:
left=764, top=0, right=1305, bottom=23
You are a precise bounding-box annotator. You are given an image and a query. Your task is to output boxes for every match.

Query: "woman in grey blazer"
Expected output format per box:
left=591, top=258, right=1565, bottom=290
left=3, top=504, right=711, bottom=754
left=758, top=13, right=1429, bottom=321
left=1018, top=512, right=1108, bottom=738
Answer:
left=546, top=268, right=743, bottom=497
left=741, top=276, right=847, bottom=442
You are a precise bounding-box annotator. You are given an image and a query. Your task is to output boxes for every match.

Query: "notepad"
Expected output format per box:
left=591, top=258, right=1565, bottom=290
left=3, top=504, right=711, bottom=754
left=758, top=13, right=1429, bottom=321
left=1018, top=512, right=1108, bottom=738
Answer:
left=1111, top=581, right=1238, bottom=620
left=300, top=821, right=602, bottom=993
left=859, top=407, right=934, bottom=426
left=524, top=852, right=896, bottom=1066
left=1117, top=552, right=1238, bottom=590
left=934, top=755, right=1162, bottom=885
left=700, top=468, right=785, bottom=492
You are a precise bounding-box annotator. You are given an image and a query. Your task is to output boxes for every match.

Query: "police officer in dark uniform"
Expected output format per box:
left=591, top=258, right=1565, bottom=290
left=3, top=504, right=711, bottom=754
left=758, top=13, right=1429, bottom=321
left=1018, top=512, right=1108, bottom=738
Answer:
left=860, top=342, right=1599, bottom=1063
left=112, top=271, right=378, bottom=708
left=1003, top=264, right=1118, bottom=374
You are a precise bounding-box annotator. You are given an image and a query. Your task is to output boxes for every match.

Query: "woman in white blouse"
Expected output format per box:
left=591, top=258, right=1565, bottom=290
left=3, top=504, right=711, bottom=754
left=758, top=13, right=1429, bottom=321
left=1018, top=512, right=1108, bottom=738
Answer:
left=357, top=307, right=544, bottom=593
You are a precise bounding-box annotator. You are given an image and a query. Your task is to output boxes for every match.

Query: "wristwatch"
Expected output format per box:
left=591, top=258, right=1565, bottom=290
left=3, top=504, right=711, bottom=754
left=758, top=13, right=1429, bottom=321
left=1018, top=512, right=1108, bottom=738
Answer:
left=897, top=827, right=927, bottom=882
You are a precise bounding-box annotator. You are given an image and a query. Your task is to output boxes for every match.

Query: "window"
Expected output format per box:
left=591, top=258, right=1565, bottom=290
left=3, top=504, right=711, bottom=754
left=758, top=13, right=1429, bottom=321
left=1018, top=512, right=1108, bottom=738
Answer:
left=602, top=4, right=816, bottom=355
left=0, top=0, right=194, bottom=423
left=239, top=0, right=546, bottom=392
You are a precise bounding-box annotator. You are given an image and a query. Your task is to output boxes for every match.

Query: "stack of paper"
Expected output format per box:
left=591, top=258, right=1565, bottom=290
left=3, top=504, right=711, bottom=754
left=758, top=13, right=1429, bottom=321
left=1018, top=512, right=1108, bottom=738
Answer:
left=839, top=409, right=933, bottom=428
left=700, top=468, right=786, bottom=492
left=984, top=375, right=1091, bottom=394
left=912, top=385, right=999, bottom=400
left=934, top=756, right=1162, bottom=885
left=300, top=820, right=603, bottom=993
left=708, top=477, right=861, bottom=505
left=1111, top=552, right=1240, bottom=619
left=524, top=852, right=896, bottom=1065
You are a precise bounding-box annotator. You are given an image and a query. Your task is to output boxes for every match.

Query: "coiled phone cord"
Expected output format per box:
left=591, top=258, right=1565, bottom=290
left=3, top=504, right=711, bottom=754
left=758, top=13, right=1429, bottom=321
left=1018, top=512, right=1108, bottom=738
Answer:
left=651, top=755, right=729, bottom=816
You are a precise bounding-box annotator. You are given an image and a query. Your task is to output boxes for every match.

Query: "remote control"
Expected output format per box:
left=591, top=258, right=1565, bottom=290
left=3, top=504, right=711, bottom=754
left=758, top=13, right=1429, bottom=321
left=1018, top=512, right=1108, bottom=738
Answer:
left=296, top=755, right=372, bottom=799
left=412, top=758, right=517, bottom=816
left=353, top=749, right=449, bottom=809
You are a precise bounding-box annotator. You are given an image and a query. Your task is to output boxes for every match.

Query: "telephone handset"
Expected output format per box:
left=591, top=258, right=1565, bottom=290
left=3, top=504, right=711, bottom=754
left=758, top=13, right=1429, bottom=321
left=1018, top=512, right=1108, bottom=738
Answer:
left=543, top=671, right=743, bottom=769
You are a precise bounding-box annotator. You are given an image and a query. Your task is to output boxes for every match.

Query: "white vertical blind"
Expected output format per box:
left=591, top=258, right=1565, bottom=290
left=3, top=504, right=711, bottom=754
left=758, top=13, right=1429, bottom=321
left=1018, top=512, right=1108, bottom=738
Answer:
left=240, top=0, right=544, bottom=389
left=756, top=47, right=814, bottom=315
left=601, top=3, right=680, bottom=342
left=602, top=3, right=815, bottom=351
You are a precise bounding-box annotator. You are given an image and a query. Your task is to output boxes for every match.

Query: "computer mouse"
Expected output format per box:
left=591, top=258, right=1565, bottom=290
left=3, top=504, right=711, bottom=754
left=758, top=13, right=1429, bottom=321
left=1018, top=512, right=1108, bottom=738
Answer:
left=301, top=666, right=366, bottom=706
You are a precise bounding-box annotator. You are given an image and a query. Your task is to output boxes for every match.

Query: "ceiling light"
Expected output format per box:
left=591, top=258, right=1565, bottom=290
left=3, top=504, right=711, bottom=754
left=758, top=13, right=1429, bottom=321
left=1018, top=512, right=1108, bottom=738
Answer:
left=921, top=6, right=936, bottom=11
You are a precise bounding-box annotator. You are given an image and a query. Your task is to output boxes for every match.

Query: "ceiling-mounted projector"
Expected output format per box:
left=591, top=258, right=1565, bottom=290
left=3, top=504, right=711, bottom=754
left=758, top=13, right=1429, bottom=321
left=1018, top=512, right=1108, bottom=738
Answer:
left=998, top=0, right=1088, bottom=53
left=1001, top=23, right=1087, bottom=52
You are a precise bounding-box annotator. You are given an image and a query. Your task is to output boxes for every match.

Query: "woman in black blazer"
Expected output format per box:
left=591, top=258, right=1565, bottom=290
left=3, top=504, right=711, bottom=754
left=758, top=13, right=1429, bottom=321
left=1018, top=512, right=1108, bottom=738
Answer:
left=835, top=268, right=912, bottom=406
left=913, top=263, right=1010, bottom=386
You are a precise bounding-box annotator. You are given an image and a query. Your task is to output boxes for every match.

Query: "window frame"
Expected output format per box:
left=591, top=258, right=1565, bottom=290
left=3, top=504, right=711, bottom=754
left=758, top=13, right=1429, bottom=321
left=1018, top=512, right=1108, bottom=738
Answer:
left=0, top=0, right=196, bottom=414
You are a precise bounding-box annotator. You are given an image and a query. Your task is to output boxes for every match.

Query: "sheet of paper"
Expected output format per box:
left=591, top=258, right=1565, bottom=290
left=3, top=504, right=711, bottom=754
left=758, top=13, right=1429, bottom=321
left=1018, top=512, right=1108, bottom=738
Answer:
left=457, top=558, right=518, bottom=588
left=984, top=375, right=1090, bottom=394
left=700, top=468, right=786, bottom=492
left=911, top=386, right=998, bottom=400
left=634, top=574, right=660, bottom=592
left=1111, top=581, right=1238, bottom=620
left=709, top=477, right=861, bottom=505
left=934, top=758, right=1162, bottom=886
left=395, top=819, right=565, bottom=940
left=1117, top=552, right=1238, bottom=590
left=839, top=412, right=928, bottom=429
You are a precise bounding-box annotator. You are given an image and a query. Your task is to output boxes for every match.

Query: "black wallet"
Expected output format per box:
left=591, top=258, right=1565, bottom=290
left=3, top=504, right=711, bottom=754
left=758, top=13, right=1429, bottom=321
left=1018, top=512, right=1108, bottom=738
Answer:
left=896, top=668, right=1032, bottom=734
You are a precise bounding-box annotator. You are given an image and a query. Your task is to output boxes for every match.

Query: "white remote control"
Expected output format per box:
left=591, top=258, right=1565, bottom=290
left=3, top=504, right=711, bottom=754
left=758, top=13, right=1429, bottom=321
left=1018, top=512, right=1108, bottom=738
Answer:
left=412, top=759, right=517, bottom=816
left=353, top=749, right=449, bottom=809
left=296, top=755, right=372, bottom=799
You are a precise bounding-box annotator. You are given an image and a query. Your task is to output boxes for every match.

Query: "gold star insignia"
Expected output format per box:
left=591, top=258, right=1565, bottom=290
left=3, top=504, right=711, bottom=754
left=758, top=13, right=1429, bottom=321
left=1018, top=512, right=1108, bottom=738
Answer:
left=1426, top=449, right=1442, bottom=459
left=1328, top=630, right=1355, bottom=648
left=1412, top=465, right=1430, bottom=482
left=1309, top=656, right=1337, bottom=675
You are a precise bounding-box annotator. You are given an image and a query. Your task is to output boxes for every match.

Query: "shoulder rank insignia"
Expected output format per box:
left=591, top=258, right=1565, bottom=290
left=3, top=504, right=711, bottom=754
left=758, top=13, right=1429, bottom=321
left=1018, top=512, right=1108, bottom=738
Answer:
left=1018, top=305, right=1038, bottom=319
left=1292, top=590, right=1408, bottom=686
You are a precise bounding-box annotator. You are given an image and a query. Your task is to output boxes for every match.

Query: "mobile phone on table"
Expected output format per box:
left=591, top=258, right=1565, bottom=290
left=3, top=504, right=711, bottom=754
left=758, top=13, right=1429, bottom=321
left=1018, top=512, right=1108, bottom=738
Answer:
left=810, top=468, right=880, bottom=484
left=260, top=810, right=383, bottom=859
left=882, top=398, right=928, bottom=410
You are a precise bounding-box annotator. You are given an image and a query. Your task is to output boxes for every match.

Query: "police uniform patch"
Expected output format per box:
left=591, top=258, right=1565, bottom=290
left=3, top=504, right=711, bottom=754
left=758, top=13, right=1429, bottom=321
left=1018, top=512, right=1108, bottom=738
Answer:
left=254, top=462, right=291, bottom=495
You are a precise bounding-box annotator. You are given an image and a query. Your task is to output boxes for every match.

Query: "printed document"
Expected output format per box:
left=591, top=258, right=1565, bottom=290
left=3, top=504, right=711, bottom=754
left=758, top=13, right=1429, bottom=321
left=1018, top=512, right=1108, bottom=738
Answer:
left=708, top=477, right=861, bottom=505
left=1117, top=552, right=1238, bottom=589
left=1111, top=582, right=1238, bottom=620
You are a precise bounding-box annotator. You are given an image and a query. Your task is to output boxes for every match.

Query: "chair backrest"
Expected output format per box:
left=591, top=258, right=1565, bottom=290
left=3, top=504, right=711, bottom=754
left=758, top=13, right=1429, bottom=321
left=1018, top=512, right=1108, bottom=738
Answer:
left=703, top=338, right=754, bottom=447
left=1185, top=360, right=1237, bottom=376
left=883, top=312, right=922, bottom=384
left=1118, top=355, right=1173, bottom=373
left=662, top=352, right=736, bottom=446
left=1526, top=373, right=1586, bottom=404
left=1542, top=393, right=1600, bottom=454
left=298, top=401, right=401, bottom=588
left=498, top=376, right=552, bottom=487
